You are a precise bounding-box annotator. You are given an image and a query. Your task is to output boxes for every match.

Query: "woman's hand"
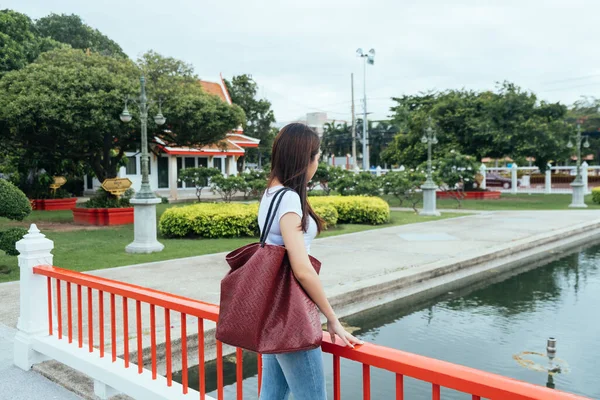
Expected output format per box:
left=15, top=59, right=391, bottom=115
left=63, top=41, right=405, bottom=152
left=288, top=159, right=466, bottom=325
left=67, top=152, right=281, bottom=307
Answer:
left=327, top=318, right=364, bottom=349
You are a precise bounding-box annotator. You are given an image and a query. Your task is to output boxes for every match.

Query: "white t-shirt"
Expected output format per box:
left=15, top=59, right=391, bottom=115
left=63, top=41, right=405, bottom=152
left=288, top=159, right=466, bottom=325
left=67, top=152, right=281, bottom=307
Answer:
left=258, top=186, right=318, bottom=254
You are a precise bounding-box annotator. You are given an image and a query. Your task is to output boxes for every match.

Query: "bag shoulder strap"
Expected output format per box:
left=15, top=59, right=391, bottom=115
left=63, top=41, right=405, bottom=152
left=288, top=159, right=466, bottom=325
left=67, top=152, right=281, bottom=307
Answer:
left=260, top=187, right=293, bottom=246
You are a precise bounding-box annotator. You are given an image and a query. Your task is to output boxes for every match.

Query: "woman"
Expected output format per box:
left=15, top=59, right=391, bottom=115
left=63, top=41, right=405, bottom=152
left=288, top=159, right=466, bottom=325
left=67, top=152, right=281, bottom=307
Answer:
left=258, top=123, right=363, bottom=400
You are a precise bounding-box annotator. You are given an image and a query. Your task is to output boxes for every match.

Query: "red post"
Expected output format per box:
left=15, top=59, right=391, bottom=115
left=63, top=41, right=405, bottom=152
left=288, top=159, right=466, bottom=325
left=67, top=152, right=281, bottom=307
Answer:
left=123, top=297, right=129, bottom=368
left=56, top=279, right=62, bottom=339
left=217, top=340, right=224, bottom=400
left=363, top=364, right=371, bottom=400
left=181, top=313, right=188, bottom=394
left=257, top=354, right=262, bottom=397
left=87, top=287, right=93, bottom=353
left=77, top=285, right=82, bottom=348
left=46, top=277, right=53, bottom=336
left=136, top=300, right=142, bottom=373
left=67, top=282, right=72, bottom=343
left=198, top=318, right=205, bottom=400
left=432, top=383, right=440, bottom=400
left=150, top=304, right=156, bottom=379
left=110, top=293, right=116, bottom=362
left=236, top=348, right=243, bottom=400
left=99, top=290, right=104, bottom=358
left=165, top=308, right=172, bottom=386
left=333, top=355, right=341, bottom=400
left=396, top=374, right=404, bottom=400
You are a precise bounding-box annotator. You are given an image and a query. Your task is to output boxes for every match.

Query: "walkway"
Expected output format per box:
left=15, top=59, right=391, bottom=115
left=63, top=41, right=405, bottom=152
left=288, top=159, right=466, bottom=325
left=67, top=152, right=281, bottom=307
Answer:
left=1, top=210, right=600, bottom=398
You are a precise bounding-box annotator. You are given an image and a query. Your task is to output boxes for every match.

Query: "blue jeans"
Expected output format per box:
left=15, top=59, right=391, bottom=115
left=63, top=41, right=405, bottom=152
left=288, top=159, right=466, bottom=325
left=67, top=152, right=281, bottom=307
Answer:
left=259, top=347, right=327, bottom=400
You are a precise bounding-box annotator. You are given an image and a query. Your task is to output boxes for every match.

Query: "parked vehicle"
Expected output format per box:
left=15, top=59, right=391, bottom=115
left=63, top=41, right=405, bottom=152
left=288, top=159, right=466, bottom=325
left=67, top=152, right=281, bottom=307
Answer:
left=473, top=173, right=519, bottom=189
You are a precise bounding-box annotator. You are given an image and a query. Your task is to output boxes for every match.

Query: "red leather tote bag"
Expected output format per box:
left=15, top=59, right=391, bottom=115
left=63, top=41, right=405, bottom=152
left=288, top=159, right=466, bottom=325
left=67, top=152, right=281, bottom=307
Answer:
left=215, top=188, right=323, bottom=354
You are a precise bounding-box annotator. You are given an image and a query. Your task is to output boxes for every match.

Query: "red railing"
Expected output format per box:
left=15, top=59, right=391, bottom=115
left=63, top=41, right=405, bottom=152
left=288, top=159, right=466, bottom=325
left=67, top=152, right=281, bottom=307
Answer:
left=33, top=265, right=589, bottom=400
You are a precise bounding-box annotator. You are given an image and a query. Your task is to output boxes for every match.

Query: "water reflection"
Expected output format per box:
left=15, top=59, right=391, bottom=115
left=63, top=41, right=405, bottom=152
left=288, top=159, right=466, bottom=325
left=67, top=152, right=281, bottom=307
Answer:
left=178, top=243, right=600, bottom=399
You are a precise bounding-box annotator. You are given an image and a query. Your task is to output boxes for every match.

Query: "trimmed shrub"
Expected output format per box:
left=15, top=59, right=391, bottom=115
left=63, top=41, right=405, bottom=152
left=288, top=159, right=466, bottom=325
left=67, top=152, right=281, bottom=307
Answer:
left=592, top=187, right=600, bottom=204
left=331, top=171, right=382, bottom=196
left=0, top=179, right=32, bottom=221
left=0, top=227, right=28, bottom=256
left=312, top=204, right=338, bottom=229
left=310, top=196, right=390, bottom=225
left=159, top=203, right=260, bottom=238
left=80, top=188, right=131, bottom=208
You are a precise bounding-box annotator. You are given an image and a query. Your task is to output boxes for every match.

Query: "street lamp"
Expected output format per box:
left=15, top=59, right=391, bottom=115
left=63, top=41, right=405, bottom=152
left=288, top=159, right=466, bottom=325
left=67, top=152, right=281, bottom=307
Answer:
left=567, top=121, right=590, bottom=208
left=419, top=117, right=440, bottom=216
left=121, top=76, right=166, bottom=253
left=356, top=48, right=375, bottom=171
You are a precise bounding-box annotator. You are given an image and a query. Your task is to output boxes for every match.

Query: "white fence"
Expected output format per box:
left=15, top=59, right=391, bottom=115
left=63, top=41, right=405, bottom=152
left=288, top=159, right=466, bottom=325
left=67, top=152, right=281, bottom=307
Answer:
left=330, top=162, right=599, bottom=195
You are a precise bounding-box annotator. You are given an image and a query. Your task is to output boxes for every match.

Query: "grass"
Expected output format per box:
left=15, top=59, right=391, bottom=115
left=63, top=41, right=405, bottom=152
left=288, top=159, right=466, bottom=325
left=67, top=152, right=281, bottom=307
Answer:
left=382, top=193, right=600, bottom=211
left=0, top=210, right=453, bottom=283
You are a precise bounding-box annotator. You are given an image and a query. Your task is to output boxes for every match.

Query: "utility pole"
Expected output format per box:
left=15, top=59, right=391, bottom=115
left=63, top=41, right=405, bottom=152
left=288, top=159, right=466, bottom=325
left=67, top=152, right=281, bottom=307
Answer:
left=351, top=73, right=357, bottom=169
left=362, top=58, right=369, bottom=170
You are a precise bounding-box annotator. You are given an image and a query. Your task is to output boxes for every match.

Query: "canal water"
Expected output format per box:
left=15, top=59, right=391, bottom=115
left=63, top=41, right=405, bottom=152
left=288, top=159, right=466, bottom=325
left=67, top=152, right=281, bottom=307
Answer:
left=176, top=243, right=600, bottom=399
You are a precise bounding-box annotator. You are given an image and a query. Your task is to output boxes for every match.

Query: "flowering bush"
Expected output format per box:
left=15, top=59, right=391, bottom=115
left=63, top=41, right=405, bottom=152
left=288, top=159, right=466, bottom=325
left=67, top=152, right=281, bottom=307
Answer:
left=382, top=170, right=425, bottom=212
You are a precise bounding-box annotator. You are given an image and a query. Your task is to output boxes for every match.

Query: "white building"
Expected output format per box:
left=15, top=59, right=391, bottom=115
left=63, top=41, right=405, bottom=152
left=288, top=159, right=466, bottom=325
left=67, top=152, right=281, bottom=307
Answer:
left=85, top=76, right=260, bottom=200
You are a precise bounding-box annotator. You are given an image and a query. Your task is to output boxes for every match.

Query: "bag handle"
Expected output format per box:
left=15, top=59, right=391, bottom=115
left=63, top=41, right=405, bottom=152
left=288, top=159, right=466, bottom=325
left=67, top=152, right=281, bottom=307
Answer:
left=260, top=187, right=293, bottom=247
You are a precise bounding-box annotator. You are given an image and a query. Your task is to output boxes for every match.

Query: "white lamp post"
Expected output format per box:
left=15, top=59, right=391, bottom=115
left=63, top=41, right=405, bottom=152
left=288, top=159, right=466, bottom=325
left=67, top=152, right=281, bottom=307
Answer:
left=568, top=122, right=590, bottom=208
left=420, top=117, right=440, bottom=216
left=121, top=76, right=165, bottom=253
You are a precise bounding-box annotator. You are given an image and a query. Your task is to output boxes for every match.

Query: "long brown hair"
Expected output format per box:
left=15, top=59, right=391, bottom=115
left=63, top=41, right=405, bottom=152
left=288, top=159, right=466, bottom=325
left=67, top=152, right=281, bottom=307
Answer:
left=268, top=123, right=324, bottom=233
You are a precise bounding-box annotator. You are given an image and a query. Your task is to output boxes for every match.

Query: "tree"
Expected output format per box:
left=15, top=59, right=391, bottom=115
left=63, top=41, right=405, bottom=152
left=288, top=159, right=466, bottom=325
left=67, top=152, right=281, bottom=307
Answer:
left=178, top=167, right=221, bottom=201
left=35, top=13, right=126, bottom=57
left=566, top=97, right=600, bottom=163
left=309, top=163, right=346, bottom=195
left=331, top=171, right=381, bottom=196
left=382, top=170, right=424, bottom=213
left=224, top=75, right=276, bottom=167
left=0, top=10, right=63, bottom=77
left=211, top=175, right=246, bottom=202
left=383, top=82, right=569, bottom=171
left=322, top=121, right=352, bottom=157
left=434, top=151, right=479, bottom=207
left=0, top=48, right=245, bottom=183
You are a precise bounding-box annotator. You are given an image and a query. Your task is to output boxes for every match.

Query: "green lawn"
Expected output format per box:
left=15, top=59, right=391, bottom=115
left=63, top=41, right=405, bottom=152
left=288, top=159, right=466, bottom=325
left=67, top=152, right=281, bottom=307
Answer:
left=0, top=209, right=453, bottom=283
left=382, top=193, right=600, bottom=211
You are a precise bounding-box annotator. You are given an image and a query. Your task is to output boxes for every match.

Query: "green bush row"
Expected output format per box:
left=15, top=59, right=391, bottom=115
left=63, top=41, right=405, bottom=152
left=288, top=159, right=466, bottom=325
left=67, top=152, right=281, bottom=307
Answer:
left=158, top=196, right=387, bottom=238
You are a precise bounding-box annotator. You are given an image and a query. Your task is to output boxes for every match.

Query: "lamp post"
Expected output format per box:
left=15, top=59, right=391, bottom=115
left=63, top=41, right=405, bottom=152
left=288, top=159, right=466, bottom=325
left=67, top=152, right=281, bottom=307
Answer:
left=356, top=48, right=375, bottom=171
left=419, top=117, right=440, bottom=216
left=121, top=76, right=166, bottom=253
left=568, top=122, right=590, bottom=208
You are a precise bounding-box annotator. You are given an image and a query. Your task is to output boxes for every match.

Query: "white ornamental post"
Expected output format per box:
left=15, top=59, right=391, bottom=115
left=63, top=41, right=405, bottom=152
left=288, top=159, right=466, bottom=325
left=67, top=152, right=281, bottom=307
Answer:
left=14, top=224, right=54, bottom=370
left=545, top=165, right=552, bottom=194
left=511, top=163, right=518, bottom=194
left=375, top=166, right=382, bottom=177
left=479, top=164, right=487, bottom=190
left=582, top=161, right=589, bottom=194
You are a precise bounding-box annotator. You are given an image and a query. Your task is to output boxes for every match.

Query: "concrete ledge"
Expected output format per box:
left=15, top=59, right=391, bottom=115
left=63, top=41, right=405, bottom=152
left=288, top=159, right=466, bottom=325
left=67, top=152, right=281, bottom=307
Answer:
left=33, top=335, right=215, bottom=400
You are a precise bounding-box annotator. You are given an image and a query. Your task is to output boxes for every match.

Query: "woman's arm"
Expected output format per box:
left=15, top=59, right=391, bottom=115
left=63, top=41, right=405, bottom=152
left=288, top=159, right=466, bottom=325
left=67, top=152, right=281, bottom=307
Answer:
left=280, top=212, right=363, bottom=348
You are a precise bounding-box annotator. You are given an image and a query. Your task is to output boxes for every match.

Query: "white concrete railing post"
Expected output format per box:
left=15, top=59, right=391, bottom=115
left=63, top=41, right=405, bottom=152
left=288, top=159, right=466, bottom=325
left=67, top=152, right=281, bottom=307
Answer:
left=545, top=165, right=552, bottom=194
left=582, top=161, right=589, bottom=194
left=14, top=224, right=55, bottom=371
left=511, top=163, right=518, bottom=194
left=354, top=166, right=360, bottom=174
left=479, top=164, right=487, bottom=190
left=375, top=166, right=382, bottom=177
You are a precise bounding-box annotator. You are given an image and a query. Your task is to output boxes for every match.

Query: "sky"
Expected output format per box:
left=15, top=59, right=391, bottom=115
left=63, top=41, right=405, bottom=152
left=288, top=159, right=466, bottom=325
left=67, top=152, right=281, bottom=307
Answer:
left=7, top=0, right=600, bottom=125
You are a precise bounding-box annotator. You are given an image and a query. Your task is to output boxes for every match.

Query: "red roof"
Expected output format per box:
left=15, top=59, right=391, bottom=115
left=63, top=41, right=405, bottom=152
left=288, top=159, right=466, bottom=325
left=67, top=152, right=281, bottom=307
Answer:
left=200, top=80, right=228, bottom=103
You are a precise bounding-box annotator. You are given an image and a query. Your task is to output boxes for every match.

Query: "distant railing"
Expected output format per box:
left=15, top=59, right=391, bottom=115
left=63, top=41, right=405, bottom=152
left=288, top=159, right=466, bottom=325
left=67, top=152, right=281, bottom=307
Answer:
left=15, top=225, right=592, bottom=400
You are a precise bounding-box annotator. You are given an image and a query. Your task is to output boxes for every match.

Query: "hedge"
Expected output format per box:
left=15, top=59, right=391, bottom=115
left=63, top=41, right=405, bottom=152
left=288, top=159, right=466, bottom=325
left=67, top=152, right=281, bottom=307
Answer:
left=312, top=204, right=338, bottom=229
left=309, top=196, right=390, bottom=225
left=0, top=227, right=28, bottom=256
left=0, top=179, right=32, bottom=221
left=159, top=203, right=260, bottom=238
left=592, top=187, right=600, bottom=205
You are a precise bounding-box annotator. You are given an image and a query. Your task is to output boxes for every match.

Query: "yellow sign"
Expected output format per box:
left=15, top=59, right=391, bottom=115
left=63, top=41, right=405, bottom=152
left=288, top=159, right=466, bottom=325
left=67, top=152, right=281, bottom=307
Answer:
left=101, top=178, right=132, bottom=198
left=49, top=176, right=67, bottom=191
